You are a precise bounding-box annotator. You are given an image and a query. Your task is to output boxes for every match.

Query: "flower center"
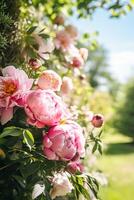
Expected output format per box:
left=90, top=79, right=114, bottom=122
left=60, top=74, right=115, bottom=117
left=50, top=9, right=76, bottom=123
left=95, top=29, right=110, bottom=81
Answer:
left=4, top=81, right=17, bottom=96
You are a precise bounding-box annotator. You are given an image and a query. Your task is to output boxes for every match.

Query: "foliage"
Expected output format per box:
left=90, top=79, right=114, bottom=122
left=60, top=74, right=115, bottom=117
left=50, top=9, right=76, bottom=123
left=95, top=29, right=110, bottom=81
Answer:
left=0, top=0, right=133, bottom=200
left=114, top=79, right=134, bottom=139
left=0, top=0, right=21, bottom=66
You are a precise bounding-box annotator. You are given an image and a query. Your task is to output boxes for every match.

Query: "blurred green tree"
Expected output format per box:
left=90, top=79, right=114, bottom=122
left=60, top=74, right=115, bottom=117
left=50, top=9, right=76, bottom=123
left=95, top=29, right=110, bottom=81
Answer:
left=114, top=79, right=134, bottom=140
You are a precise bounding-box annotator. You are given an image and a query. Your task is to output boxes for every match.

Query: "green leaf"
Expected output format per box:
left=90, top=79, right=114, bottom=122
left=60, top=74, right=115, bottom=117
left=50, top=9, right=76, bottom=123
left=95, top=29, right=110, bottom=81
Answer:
left=12, top=175, right=25, bottom=188
left=0, top=127, right=23, bottom=139
left=27, top=26, right=37, bottom=34
left=38, top=33, right=50, bottom=39
left=20, top=162, right=40, bottom=179
left=23, top=130, right=34, bottom=150
left=92, top=142, right=97, bottom=153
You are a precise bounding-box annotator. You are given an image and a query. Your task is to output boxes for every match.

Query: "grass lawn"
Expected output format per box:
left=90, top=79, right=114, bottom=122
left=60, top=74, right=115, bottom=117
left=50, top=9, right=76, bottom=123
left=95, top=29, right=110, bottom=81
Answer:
left=96, top=131, right=134, bottom=200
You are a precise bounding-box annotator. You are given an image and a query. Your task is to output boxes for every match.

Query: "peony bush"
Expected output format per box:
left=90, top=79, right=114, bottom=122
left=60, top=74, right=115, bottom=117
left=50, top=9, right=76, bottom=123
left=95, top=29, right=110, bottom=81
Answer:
left=0, top=7, right=104, bottom=200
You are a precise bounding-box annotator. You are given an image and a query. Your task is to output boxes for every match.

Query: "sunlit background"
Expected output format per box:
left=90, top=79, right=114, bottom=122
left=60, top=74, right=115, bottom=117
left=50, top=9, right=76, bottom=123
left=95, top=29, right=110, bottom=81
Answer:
left=71, top=10, right=134, bottom=82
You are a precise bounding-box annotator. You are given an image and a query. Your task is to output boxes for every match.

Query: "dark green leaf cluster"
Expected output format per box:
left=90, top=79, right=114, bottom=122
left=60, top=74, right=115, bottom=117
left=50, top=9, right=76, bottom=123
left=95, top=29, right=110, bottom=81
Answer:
left=0, top=0, right=21, bottom=66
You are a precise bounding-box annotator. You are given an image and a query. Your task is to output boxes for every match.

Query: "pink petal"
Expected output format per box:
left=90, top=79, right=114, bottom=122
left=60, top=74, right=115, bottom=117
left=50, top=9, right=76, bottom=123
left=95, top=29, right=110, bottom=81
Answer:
left=1, top=107, right=13, bottom=125
left=43, top=136, right=52, bottom=148
left=43, top=148, right=58, bottom=160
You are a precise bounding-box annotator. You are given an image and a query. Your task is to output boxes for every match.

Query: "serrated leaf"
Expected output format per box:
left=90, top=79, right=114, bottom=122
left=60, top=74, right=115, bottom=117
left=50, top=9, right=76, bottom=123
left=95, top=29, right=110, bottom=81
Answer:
left=0, top=127, right=23, bottom=138
left=23, top=130, right=34, bottom=150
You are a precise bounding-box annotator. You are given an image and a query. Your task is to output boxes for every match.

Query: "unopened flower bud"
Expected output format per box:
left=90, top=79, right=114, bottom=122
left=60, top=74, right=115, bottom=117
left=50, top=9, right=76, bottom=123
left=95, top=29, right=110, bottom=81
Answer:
left=28, top=58, right=41, bottom=70
left=91, top=114, right=104, bottom=128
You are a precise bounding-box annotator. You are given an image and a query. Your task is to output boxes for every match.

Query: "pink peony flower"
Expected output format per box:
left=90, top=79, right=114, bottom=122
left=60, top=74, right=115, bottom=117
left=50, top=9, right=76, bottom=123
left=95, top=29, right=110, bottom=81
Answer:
left=50, top=172, right=73, bottom=199
left=0, top=66, right=33, bottom=125
left=25, top=89, right=66, bottom=128
left=55, top=30, right=73, bottom=51
left=43, top=120, right=85, bottom=161
left=37, top=70, right=62, bottom=91
left=61, top=76, right=73, bottom=95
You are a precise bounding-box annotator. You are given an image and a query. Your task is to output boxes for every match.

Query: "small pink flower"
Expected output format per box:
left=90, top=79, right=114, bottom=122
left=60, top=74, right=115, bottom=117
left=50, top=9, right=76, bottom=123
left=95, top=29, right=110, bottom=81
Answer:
left=65, top=45, right=84, bottom=68
left=43, top=120, right=85, bottom=161
left=0, top=66, right=33, bottom=125
left=71, top=56, right=84, bottom=68
left=61, top=77, right=73, bottom=95
left=37, top=70, right=62, bottom=91
left=25, top=89, right=66, bottom=128
left=91, top=114, right=104, bottom=128
left=55, top=30, right=73, bottom=51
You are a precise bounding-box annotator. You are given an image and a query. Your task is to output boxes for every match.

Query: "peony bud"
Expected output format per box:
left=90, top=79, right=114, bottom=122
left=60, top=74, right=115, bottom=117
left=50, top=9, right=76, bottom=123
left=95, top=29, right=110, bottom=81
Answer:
left=71, top=57, right=84, bottom=68
left=28, top=58, right=41, bottom=70
left=91, top=114, right=104, bottom=128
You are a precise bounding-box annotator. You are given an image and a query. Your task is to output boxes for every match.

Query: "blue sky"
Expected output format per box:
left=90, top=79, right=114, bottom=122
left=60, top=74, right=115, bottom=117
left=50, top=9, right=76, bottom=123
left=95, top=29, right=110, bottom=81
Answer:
left=71, top=10, right=134, bottom=82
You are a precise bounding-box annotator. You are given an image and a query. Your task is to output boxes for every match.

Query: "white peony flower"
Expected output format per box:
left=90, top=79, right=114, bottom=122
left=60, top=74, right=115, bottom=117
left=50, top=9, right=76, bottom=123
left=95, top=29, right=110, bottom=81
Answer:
left=50, top=172, right=74, bottom=199
left=32, top=183, right=45, bottom=199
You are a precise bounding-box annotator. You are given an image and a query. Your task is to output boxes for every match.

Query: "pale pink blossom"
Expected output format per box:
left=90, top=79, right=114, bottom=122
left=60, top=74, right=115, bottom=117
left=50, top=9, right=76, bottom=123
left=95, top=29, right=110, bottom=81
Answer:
left=71, top=56, right=84, bottom=68
left=55, top=30, right=73, bottom=51
left=79, top=48, right=88, bottom=61
left=61, top=76, right=73, bottom=95
left=25, top=89, right=66, bottom=128
left=65, top=45, right=84, bottom=68
left=34, top=35, right=54, bottom=61
left=50, top=172, right=74, bottom=199
left=37, top=70, right=62, bottom=91
left=0, top=66, right=33, bottom=125
left=43, top=120, right=85, bottom=161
